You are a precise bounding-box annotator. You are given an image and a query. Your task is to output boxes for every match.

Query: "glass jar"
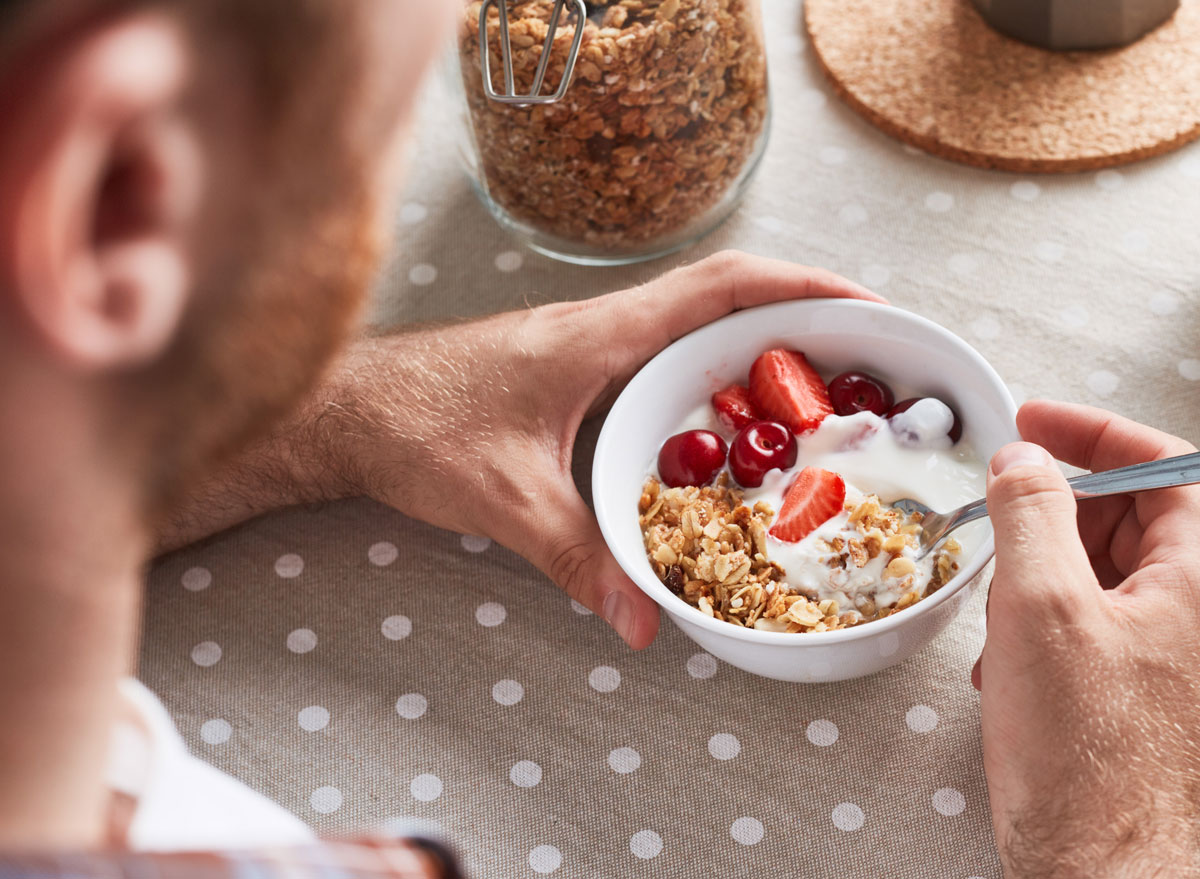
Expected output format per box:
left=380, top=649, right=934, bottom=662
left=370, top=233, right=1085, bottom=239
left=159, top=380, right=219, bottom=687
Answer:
left=452, top=0, right=770, bottom=265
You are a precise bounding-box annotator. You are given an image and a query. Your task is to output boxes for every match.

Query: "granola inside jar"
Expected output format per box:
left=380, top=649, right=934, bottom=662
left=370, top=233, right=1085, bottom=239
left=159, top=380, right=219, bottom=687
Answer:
left=454, top=0, right=770, bottom=263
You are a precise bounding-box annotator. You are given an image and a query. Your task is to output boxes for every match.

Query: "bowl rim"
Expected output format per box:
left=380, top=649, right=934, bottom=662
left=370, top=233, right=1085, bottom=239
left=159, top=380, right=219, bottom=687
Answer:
left=593, top=298, right=1019, bottom=647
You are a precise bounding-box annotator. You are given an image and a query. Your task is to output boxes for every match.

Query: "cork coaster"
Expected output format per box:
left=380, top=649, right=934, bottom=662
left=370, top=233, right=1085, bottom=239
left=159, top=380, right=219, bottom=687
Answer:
left=805, top=0, right=1200, bottom=173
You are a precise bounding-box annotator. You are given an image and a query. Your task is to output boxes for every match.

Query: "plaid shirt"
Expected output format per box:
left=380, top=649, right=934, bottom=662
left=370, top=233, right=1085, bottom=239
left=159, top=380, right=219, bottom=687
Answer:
left=0, top=835, right=463, bottom=879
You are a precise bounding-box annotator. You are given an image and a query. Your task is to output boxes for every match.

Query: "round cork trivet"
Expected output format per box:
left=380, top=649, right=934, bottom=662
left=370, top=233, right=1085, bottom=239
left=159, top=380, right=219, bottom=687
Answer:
left=805, top=0, right=1200, bottom=173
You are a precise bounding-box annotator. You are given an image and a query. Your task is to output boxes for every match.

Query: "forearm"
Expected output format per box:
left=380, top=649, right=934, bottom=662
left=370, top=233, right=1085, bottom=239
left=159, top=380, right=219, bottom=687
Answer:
left=153, top=383, right=361, bottom=555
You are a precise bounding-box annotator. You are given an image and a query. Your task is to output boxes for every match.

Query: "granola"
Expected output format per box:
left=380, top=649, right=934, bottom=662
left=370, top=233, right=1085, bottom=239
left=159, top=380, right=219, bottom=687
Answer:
left=458, top=0, right=769, bottom=250
left=638, top=475, right=962, bottom=633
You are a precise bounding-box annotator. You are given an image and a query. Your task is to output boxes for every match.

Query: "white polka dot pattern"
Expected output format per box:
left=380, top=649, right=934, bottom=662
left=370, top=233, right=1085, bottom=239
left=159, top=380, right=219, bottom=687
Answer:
left=410, top=774, right=443, bottom=802
left=475, top=602, right=506, bottom=627
left=932, top=787, right=967, bottom=816
left=608, top=747, right=641, bottom=774
left=528, top=845, right=561, bottom=874
left=630, top=830, right=663, bottom=859
left=181, top=566, right=212, bottom=591
left=368, top=542, right=398, bottom=566
left=588, top=666, right=620, bottom=692
left=200, top=719, right=231, bottom=744
left=286, top=628, right=317, bottom=654
left=906, top=705, right=938, bottom=733
left=191, top=641, right=222, bottom=667
left=729, top=817, right=763, bottom=845
left=274, top=554, right=304, bottom=579
left=310, top=786, right=342, bottom=814
left=298, top=706, right=330, bottom=732
left=395, top=693, right=428, bottom=720
left=831, top=802, right=864, bottom=831
left=510, top=760, right=542, bottom=788
left=707, top=733, right=740, bottom=760
left=381, top=615, right=412, bottom=640
left=491, top=679, right=524, bottom=706
left=805, top=719, right=839, bottom=747
left=686, top=652, right=717, bottom=679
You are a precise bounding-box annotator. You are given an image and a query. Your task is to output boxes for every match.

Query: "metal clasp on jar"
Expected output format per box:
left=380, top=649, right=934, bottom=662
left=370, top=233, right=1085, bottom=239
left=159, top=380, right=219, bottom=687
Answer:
left=478, top=0, right=586, bottom=104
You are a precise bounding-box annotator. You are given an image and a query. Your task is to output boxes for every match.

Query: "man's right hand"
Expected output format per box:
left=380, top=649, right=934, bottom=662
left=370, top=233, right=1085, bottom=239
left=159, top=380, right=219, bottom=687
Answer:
left=978, top=400, right=1200, bottom=878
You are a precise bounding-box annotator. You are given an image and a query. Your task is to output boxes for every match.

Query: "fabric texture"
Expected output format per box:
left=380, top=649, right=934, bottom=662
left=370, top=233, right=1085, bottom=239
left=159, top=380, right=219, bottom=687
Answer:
left=140, top=0, right=1200, bottom=876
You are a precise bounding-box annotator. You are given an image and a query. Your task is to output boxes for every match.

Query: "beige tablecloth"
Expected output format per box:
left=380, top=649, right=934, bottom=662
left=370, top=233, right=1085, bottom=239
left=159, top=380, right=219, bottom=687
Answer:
left=141, top=0, right=1200, bottom=875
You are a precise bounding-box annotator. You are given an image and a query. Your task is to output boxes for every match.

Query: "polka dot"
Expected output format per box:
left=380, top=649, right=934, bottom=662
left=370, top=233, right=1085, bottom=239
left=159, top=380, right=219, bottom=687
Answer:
left=368, top=541, right=398, bottom=566
left=191, top=641, right=222, bottom=667
left=408, top=263, right=437, bottom=286
left=509, top=760, right=542, bottom=788
left=1120, top=229, right=1150, bottom=255
left=200, top=719, right=231, bottom=744
left=686, top=652, right=717, bottom=679
left=878, top=632, right=899, bottom=657
left=947, top=253, right=978, bottom=276
left=1179, top=359, right=1200, bottom=381
left=399, top=202, right=427, bottom=224
left=461, top=534, right=491, bottom=553
left=805, top=719, right=839, bottom=747
left=1086, top=369, right=1119, bottom=398
left=1035, top=241, right=1066, bottom=263
left=970, top=316, right=1000, bottom=340
left=797, top=88, right=827, bottom=110
left=630, top=830, right=663, bottom=859
left=570, top=599, right=592, bottom=615
left=1059, top=305, right=1089, bottom=329
left=274, top=553, right=304, bottom=578
left=492, top=679, right=524, bottom=706
left=1182, top=154, right=1200, bottom=179
left=494, top=250, right=523, bottom=272
left=1095, top=169, right=1124, bottom=191
left=1150, top=291, right=1179, bottom=315
left=925, top=191, right=954, bottom=212
left=906, top=704, right=938, bottom=733
left=752, top=215, right=784, bottom=235
left=1010, top=180, right=1040, bottom=201
left=608, top=747, right=641, bottom=774
left=588, top=666, right=621, bottom=693
left=831, top=802, right=865, bottom=831
left=729, top=817, right=763, bottom=845
left=286, top=628, right=317, bottom=654
left=819, top=146, right=847, bottom=165
left=410, top=773, right=443, bottom=802
left=475, top=602, right=506, bottom=627
left=932, top=787, right=967, bottom=816
left=529, top=844, right=562, bottom=874
left=860, top=264, right=891, bottom=288
left=707, top=732, right=741, bottom=760
left=395, top=693, right=428, bottom=719
left=310, top=786, right=342, bottom=814
left=838, top=204, right=868, bottom=226
left=381, top=615, right=412, bottom=640
left=298, top=705, right=330, bottom=732
left=181, top=566, right=212, bottom=592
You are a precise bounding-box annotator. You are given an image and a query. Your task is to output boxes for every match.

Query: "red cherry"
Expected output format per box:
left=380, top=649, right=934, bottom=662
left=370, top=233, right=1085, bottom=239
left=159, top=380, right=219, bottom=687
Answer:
left=729, top=421, right=798, bottom=488
left=828, top=371, right=895, bottom=417
left=886, top=397, right=963, bottom=444
left=657, top=430, right=727, bottom=487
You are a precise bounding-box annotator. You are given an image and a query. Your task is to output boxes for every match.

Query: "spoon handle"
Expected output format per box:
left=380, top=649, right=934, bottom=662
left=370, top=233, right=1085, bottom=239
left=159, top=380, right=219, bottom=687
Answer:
left=945, top=450, right=1200, bottom=532
left=1066, top=450, right=1200, bottom=498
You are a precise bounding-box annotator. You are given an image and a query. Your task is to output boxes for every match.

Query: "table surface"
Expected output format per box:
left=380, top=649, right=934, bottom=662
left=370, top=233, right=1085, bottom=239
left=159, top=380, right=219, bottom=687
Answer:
left=141, top=0, right=1200, bottom=875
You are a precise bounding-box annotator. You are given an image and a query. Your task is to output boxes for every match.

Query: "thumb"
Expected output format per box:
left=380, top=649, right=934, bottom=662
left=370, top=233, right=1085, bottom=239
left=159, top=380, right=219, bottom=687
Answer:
left=986, top=442, right=1097, bottom=614
left=517, top=485, right=660, bottom=650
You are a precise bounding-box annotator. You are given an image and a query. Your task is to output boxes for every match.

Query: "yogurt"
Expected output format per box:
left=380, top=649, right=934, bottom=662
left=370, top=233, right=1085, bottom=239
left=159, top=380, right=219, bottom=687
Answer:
left=665, top=405, right=988, bottom=617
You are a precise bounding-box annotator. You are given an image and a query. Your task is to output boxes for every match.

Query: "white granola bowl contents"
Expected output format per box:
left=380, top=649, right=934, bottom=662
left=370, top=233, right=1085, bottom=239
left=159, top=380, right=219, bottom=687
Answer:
left=593, top=300, right=1019, bottom=682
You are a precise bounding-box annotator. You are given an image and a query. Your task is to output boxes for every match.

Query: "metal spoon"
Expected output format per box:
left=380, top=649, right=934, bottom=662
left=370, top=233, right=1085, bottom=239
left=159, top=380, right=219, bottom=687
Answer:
left=894, top=450, right=1200, bottom=558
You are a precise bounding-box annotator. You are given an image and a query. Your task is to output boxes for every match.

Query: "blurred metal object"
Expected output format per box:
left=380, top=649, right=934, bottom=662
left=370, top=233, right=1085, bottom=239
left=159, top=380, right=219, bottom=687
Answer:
left=969, top=0, right=1180, bottom=50
left=478, top=0, right=587, bottom=104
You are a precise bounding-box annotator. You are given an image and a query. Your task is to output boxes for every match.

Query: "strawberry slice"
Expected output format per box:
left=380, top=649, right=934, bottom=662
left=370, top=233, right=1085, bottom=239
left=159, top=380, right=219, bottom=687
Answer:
left=711, top=384, right=763, bottom=433
left=768, top=467, right=846, bottom=543
left=749, top=349, right=834, bottom=435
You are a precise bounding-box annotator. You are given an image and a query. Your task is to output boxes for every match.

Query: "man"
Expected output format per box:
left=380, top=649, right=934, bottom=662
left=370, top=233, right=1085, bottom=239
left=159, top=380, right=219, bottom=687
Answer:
left=0, top=0, right=1196, bottom=876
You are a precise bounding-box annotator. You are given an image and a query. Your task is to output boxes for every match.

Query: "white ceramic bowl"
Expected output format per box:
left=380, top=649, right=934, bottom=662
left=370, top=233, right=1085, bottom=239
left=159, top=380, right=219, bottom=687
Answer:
left=593, top=299, right=1019, bottom=682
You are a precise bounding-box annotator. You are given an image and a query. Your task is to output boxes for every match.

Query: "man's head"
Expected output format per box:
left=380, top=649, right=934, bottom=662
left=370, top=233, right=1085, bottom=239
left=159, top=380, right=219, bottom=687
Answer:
left=0, top=0, right=449, bottom=519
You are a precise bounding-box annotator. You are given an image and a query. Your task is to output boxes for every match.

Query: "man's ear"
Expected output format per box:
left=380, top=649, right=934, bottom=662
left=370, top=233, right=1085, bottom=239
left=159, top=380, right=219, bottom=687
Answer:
left=0, top=12, right=202, bottom=371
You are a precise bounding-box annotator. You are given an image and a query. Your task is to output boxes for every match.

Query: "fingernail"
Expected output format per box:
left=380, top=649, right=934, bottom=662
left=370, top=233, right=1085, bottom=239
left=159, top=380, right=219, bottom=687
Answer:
left=991, top=442, right=1052, bottom=475
left=603, top=591, right=636, bottom=644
